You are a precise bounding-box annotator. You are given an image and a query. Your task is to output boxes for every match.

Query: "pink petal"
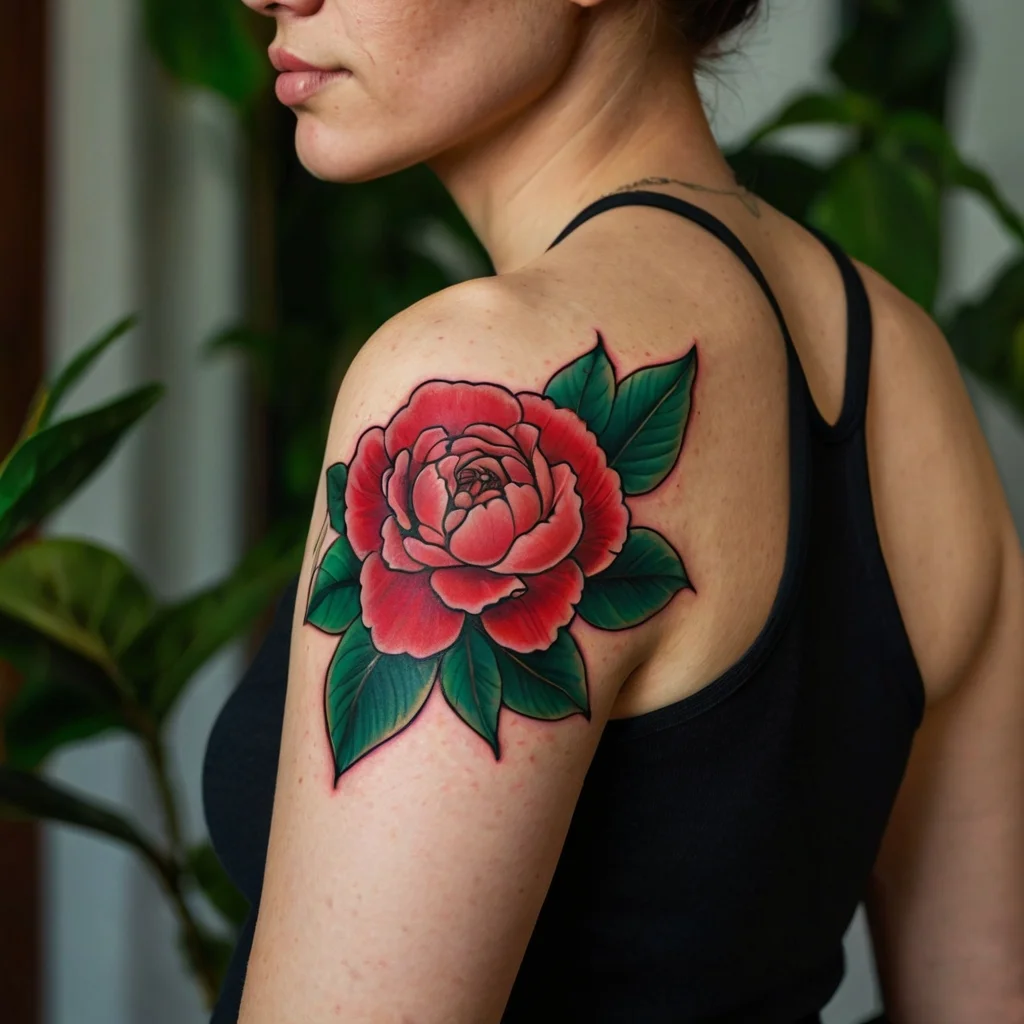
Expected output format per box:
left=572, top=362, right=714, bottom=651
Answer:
left=510, top=423, right=540, bottom=458
left=450, top=436, right=520, bottom=460
left=346, top=427, right=392, bottom=560
left=381, top=516, right=423, bottom=572
left=481, top=560, right=584, bottom=654
left=411, top=427, right=448, bottom=469
left=444, top=509, right=467, bottom=533
left=360, top=553, right=463, bottom=658
left=504, top=483, right=541, bottom=537
left=533, top=448, right=554, bottom=517
left=385, top=381, right=522, bottom=459
left=411, top=464, right=448, bottom=535
left=502, top=456, right=533, bottom=485
left=403, top=536, right=461, bottom=568
left=462, top=423, right=520, bottom=448
left=430, top=567, right=526, bottom=614
left=447, top=497, right=515, bottom=566
left=492, top=464, right=583, bottom=575
left=387, top=449, right=413, bottom=530
left=418, top=525, right=446, bottom=546
left=436, top=455, right=459, bottom=497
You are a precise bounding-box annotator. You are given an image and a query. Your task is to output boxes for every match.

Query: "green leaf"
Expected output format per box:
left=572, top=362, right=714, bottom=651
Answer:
left=304, top=535, right=360, bottom=635
left=946, top=256, right=1024, bottom=421
left=40, top=316, right=139, bottom=431
left=3, top=673, right=122, bottom=770
left=489, top=628, right=589, bottom=721
left=0, top=766, right=162, bottom=870
left=0, top=384, right=164, bottom=549
left=743, top=90, right=883, bottom=147
left=809, top=152, right=941, bottom=311
left=142, top=0, right=269, bottom=108
left=122, top=523, right=304, bottom=720
left=544, top=334, right=616, bottom=435
left=598, top=347, right=697, bottom=495
left=187, top=843, right=250, bottom=930
left=576, top=528, right=690, bottom=630
left=879, top=111, right=1024, bottom=246
left=326, top=463, right=348, bottom=533
left=326, top=620, right=439, bottom=778
left=0, top=539, right=155, bottom=684
left=439, top=628, right=502, bottom=757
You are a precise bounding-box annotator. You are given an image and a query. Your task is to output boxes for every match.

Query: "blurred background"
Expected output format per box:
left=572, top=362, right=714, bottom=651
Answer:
left=0, top=1, right=1021, bottom=1022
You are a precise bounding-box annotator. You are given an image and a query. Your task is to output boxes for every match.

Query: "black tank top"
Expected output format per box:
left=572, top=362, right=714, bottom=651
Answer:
left=203, top=191, right=923, bottom=1024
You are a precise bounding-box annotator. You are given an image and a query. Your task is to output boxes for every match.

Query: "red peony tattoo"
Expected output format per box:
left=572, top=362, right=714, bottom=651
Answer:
left=305, top=333, right=696, bottom=781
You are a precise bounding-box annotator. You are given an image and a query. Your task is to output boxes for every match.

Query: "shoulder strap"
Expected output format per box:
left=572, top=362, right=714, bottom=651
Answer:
left=547, top=190, right=801, bottom=361
left=800, top=223, right=874, bottom=441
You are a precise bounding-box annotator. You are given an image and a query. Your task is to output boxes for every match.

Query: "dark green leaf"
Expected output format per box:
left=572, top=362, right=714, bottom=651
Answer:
left=326, top=463, right=348, bottom=533
left=946, top=256, right=1024, bottom=420
left=305, top=535, right=360, bottom=634
left=0, top=539, right=155, bottom=682
left=743, top=90, right=883, bottom=147
left=122, top=523, right=303, bottom=720
left=3, top=673, right=122, bottom=770
left=142, top=0, right=269, bottom=107
left=489, top=628, right=589, bottom=721
left=576, top=528, right=690, bottom=630
left=809, top=152, right=941, bottom=311
left=0, top=766, right=162, bottom=870
left=598, top=347, right=697, bottom=495
left=439, top=628, right=502, bottom=757
left=0, top=385, right=164, bottom=549
left=40, top=317, right=138, bottom=430
left=326, top=620, right=439, bottom=778
left=187, top=843, right=250, bottom=929
left=544, top=334, right=616, bottom=435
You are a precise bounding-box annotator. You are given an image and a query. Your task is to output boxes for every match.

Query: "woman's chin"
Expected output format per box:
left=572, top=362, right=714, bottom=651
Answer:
left=293, top=120, right=424, bottom=184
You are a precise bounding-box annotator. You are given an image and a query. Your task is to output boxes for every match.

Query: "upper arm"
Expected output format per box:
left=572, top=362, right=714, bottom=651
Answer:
left=862, top=277, right=1024, bottom=1021
left=238, top=283, right=696, bottom=1023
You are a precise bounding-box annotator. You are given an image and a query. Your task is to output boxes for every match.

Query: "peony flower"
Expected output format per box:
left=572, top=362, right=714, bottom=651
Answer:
left=345, top=380, right=629, bottom=658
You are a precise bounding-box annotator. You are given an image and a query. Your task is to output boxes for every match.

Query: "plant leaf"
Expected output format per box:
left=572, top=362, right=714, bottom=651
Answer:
left=489, top=628, right=589, bottom=721
left=809, top=152, right=941, bottom=311
left=326, top=463, right=348, bottom=533
left=439, top=628, right=502, bottom=757
left=726, top=146, right=828, bottom=222
left=0, top=539, right=155, bottom=684
left=0, top=384, right=164, bottom=549
left=598, top=347, right=697, bottom=495
left=304, top=535, right=360, bottom=635
left=544, top=334, right=616, bottom=436
left=576, top=528, right=690, bottom=630
left=142, top=0, right=269, bottom=108
left=40, top=316, right=139, bottom=430
left=187, top=843, right=250, bottom=930
left=743, top=89, right=883, bottom=147
left=3, top=673, right=122, bottom=770
left=122, top=523, right=303, bottom=721
left=326, top=619, right=439, bottom=778
left=0, top=766, right=162, bottom=870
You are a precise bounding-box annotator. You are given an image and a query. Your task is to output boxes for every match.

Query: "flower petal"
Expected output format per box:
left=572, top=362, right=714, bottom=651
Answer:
left=510, top=423, right=540, bottom=459
left=346, top=427, right=392, bottom=559
left=385, top=381, right=522, bottom=459
left=360, top=553, right=463, bottom=658
left=403, top=537, right=461, bottom=568
left=518, top=392, right=629, bottom=575
left=387, top=449, right=413, bottom=530
left=381, top=516, right=423, bottom=572
left=412, top=464, right=449, bottom=535
left=480, top=559, right=584, bottom=653
left=462, top=423, right=520, bottom=448
left=430, top=567, right=526, bottom=614
left=447, top=497, right=515, bottom=566
left=504, top=482, right=541, bottom=537
left=532, top=449, right=554, bottom=517
left=502, top=456, right=533, bottom=485
left=492, top=464, right=583, bottom=575
left=411, top=426, right=448, bottom=469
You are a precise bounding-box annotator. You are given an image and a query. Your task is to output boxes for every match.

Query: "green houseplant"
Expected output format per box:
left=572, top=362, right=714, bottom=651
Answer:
left=0, top=320, right=301, bottom=1005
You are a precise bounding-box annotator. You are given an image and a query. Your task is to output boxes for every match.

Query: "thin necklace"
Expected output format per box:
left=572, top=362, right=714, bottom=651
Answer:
left=600, top=175, right=761, bottom=218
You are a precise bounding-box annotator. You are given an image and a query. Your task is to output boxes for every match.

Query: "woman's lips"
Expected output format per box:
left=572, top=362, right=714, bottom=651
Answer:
left=269, top=48, right=349, bottom=106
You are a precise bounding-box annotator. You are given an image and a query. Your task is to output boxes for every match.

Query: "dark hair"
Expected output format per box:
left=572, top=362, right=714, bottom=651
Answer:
left=662, top=0, right=764, bottom=58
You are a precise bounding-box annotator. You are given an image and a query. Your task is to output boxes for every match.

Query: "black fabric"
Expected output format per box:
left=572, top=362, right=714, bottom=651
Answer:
left=203, top=190, right=924, bottom=1023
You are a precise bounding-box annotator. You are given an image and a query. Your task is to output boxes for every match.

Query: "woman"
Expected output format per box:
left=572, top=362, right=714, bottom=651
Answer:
left=202, top=1, right=1024, bottom=1021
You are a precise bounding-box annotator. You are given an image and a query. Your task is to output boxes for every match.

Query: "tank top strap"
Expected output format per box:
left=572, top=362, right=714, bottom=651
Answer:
left=799, top=222, right=874, bottom=442
left=547, top=189, right=803, bottom=363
